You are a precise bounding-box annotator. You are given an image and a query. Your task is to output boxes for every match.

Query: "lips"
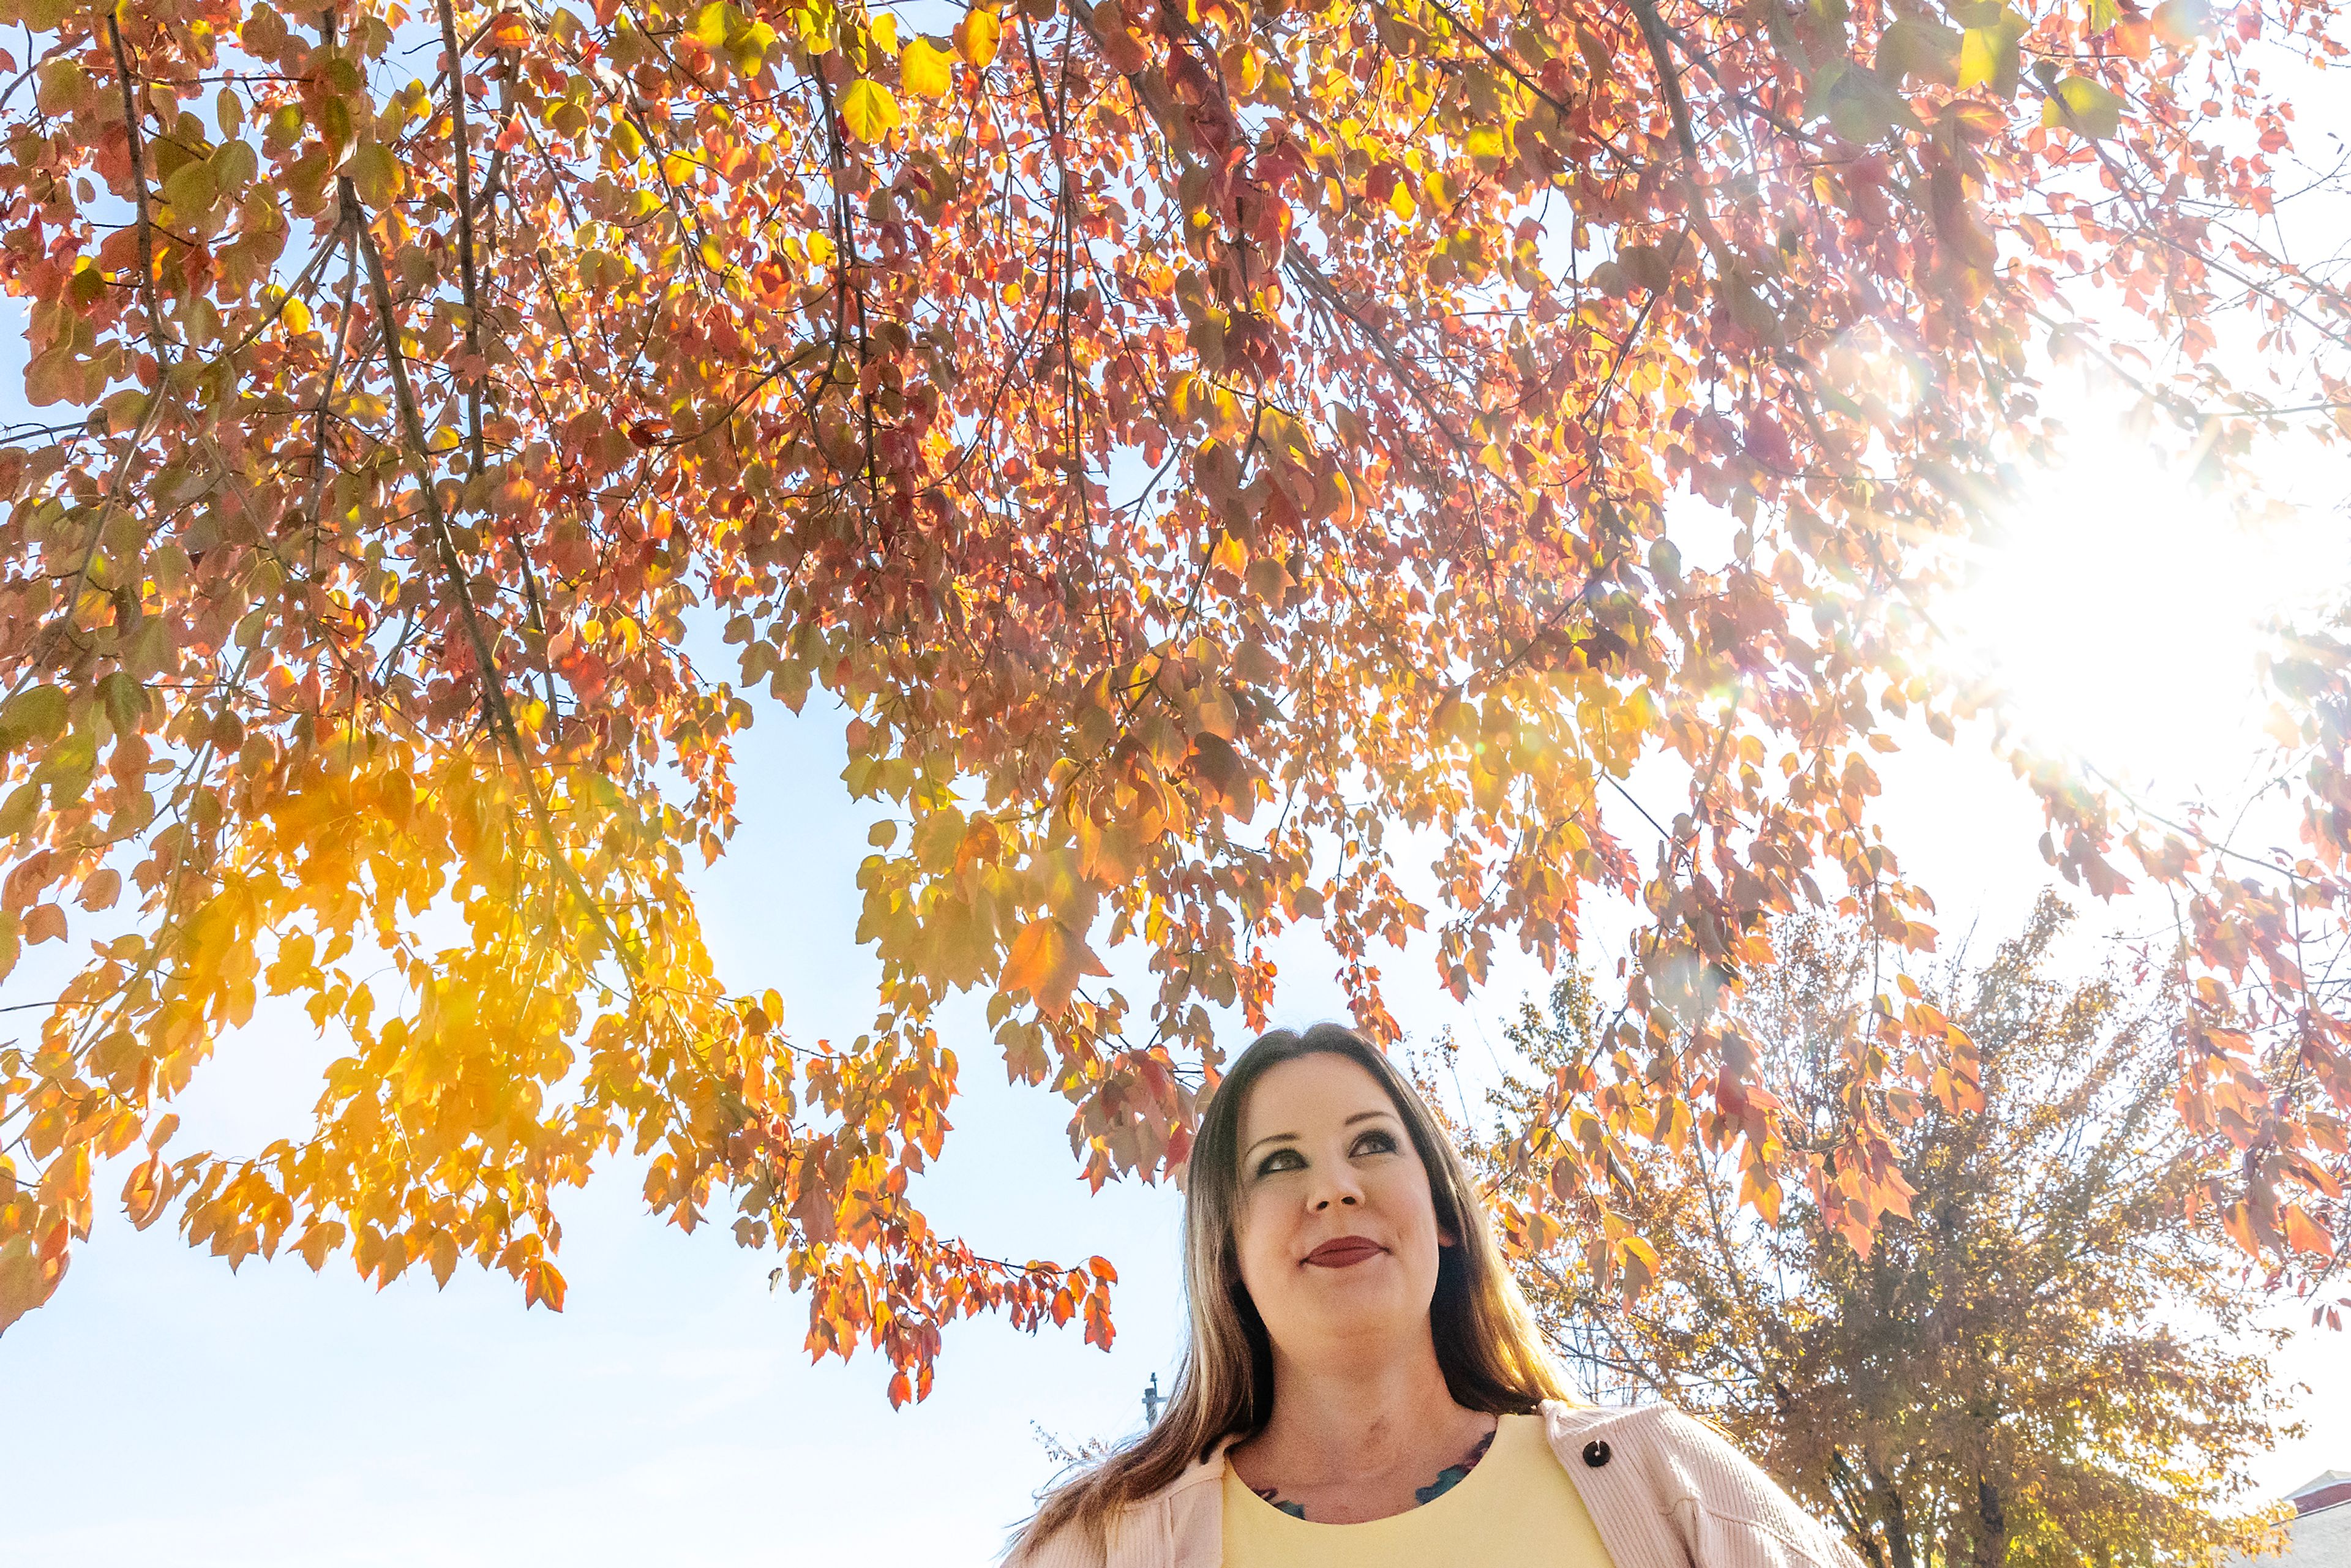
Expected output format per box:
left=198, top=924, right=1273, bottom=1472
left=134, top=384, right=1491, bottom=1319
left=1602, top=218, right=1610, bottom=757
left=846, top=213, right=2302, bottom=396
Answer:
left=1303, top=1236, right=1387, bottom=1268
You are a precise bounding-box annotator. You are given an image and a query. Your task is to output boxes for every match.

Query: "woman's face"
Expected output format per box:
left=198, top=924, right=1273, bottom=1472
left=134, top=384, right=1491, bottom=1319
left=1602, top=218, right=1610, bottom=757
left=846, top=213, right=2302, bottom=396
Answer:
left=1230, top=1052, right=1450, bottom=1366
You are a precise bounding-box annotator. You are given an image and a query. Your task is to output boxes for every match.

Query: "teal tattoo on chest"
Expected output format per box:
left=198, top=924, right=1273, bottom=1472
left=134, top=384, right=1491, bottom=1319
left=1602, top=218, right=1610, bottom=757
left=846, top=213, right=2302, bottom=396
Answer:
left=1250, top=1426, right=1499, bottom=1523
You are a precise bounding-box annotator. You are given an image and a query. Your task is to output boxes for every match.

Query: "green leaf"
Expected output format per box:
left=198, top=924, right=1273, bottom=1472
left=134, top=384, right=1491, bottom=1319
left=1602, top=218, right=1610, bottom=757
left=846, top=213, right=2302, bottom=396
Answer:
left=0, top=782, right=39, bottom=838
left=160, top=161, right=217, bottom=216
left=34, top=59, right=86, bottom=117
left=319, top=95, right=355, bottom=160
left=838, top=78, right=901, bottom=141
left=2041, top=76, right=2124, bottom=136
left=209, top=139, right=258, bottom=196
left=349, top=141, right=402, bottom=208
left=98, top=670, right=145, bottom=733
left=1813, top=61, right=1923, bottom=143
left=1878, top=17, right=1960, bottom=86
left=0, top=686, right=69, bottom=751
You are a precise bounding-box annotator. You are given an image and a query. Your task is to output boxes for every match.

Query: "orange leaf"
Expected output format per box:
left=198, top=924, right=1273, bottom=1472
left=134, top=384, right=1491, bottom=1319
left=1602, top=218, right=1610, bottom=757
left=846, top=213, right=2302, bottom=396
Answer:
left=2282, top=1203, right=2334, bottom=1257
left=1002, top=917, right=1109, bottom=1017
left=525, top=1258, right=568, bottom=1311
left=0, top=1236, right=67, bottom=1332
left=119, top=1152, right=172, bottom=1229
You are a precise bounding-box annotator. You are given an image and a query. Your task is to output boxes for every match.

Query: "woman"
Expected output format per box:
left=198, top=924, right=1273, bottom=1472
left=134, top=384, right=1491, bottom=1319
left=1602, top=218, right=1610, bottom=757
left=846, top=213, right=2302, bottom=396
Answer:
left=1009, top=1022, right=1862, bottom=1568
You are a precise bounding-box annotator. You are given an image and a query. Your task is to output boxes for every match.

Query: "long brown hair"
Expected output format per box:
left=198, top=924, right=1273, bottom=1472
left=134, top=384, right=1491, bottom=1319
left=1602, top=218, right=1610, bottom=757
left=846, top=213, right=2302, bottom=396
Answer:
left=1011, top=1022, right=1566, bottom=1556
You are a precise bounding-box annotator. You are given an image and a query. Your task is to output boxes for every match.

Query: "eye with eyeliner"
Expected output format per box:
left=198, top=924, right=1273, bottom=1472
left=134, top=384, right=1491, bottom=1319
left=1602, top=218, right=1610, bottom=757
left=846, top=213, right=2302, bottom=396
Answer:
left=1254, top=1147, right=1307, bottom=1178
left=1250, top=1123, right=1400, bottom=1179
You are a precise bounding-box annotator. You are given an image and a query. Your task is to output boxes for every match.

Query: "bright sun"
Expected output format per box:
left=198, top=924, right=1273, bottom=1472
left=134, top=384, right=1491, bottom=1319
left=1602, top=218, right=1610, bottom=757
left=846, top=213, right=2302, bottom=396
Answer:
left=1940, top=414, right=2346, bottom=800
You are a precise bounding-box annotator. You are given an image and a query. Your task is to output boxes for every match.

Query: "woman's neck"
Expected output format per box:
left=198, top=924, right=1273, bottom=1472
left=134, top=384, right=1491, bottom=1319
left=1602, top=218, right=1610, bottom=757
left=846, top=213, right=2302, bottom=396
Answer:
left=1243, top=1325, right=1488, bottom=1485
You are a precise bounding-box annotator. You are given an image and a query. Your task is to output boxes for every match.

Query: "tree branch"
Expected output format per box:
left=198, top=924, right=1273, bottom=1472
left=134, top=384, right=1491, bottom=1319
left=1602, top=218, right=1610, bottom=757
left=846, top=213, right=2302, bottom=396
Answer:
left=435, top=0, right=489, bottom=478
left=106, top=7, right=177, bottom=376
left=347, top=174, right=643, bottom=980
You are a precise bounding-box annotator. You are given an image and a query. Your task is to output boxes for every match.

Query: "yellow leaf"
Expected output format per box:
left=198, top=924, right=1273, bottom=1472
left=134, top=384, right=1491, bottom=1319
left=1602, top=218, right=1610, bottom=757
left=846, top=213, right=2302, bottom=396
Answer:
left=956, top=7, right=1002, bottom=68
left=870, top=12, right=899, bottom=51
left=1956, top=28, right=1996, bottom=87
left=838, top=78, right=901, bottom=141
left=1463, top=124, right=1508, bottom=161
left=120, top=1152, right=171, bottom=1229
left=1955, top=11, right=2022, bottom=93
left=901, top=36, right=954, bottom=99
left=525, top=1257, right=568, bottom=1311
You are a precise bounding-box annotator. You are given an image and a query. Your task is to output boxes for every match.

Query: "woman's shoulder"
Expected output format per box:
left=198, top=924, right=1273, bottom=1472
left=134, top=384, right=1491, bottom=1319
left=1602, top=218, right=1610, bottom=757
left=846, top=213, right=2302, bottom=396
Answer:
left=1533, top=1400, right=1864, bottom=1568
left=1536, top=1396, right=1728, bottom=1467
left=1537, top=1397, right=1782, bottom=1484
left=1002, top=1447, right=1228, bottom=1568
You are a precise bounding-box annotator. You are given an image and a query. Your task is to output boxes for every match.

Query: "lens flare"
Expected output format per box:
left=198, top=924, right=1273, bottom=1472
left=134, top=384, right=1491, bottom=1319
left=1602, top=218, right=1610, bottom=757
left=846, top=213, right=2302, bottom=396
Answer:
left=1941, top=422, right=2344, bottom=797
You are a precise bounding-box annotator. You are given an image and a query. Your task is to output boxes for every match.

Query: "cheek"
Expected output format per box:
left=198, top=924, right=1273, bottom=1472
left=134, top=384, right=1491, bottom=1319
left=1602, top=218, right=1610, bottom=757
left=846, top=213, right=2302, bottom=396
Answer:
left=1371, top=1168, right=1444, bottom=1250
left=1232, top=1185, right=1291, bottom=1291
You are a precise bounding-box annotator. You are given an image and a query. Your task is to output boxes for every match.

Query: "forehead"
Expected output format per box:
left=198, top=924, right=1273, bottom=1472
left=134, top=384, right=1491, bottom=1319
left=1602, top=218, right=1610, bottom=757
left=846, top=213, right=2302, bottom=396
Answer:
left=1237, top=1051, right=1399, bottom=1140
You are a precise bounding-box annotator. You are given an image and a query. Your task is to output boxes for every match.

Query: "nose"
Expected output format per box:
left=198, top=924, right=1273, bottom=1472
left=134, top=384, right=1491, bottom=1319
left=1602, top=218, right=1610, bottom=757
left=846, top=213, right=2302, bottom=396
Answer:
left=1308, top=1163, right=1363, bottom=1212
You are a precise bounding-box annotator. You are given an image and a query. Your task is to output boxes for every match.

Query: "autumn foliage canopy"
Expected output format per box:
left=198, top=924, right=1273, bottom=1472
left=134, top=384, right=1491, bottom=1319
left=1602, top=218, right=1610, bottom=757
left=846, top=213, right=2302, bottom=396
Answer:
left=0, top=0, right=2345, bottom=1391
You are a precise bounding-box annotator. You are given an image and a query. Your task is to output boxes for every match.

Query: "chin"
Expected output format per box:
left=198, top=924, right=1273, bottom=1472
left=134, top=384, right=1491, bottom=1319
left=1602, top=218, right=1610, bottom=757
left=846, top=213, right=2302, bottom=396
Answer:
left=1288, top=1288, right=1428, bottom=1341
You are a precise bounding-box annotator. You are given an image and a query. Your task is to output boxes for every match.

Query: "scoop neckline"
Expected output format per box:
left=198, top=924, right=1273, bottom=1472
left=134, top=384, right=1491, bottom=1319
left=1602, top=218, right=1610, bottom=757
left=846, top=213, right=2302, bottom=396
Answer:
left=1223, top=1411, right=1522, bottom=1531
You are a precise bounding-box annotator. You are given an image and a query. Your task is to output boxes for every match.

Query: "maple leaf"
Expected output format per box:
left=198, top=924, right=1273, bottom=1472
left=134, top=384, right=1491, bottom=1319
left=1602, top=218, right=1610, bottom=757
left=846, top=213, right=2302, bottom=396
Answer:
left=1003, top=917, right=1111, bottom=1018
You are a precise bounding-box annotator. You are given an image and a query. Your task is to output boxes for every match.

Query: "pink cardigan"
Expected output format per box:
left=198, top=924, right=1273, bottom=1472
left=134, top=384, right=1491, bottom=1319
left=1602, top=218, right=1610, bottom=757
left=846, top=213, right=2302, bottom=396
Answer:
left=1010, top=1400, right=1868, bottom=1568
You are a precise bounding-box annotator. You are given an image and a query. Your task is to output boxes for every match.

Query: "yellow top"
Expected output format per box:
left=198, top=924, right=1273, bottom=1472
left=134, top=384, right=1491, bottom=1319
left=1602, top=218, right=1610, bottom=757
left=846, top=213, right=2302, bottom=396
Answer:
left=1220, top=1412, right=1616, bottom=1568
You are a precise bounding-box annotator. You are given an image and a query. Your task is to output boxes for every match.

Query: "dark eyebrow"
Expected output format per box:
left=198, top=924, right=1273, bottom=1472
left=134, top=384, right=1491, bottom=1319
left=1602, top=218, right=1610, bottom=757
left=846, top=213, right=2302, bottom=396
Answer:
left=1243, top=1131, right=1299, bottom=1162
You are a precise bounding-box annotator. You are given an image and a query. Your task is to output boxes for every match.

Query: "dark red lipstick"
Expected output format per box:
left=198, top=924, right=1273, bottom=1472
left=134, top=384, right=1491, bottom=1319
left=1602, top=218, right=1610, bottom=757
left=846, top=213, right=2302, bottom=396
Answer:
left=1303, top=1236, right=1385, bottom=1268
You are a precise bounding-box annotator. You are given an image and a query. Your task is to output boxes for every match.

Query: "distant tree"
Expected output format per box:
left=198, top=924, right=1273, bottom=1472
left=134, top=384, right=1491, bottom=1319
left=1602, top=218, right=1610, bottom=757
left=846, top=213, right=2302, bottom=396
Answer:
left=1480, top=894, right=2299, bottom=1568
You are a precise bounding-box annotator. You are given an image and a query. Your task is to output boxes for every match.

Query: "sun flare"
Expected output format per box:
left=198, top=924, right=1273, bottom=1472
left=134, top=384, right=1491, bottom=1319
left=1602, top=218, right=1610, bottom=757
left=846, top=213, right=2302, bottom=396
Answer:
left=1940, top=419, right=2345, bottom=798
